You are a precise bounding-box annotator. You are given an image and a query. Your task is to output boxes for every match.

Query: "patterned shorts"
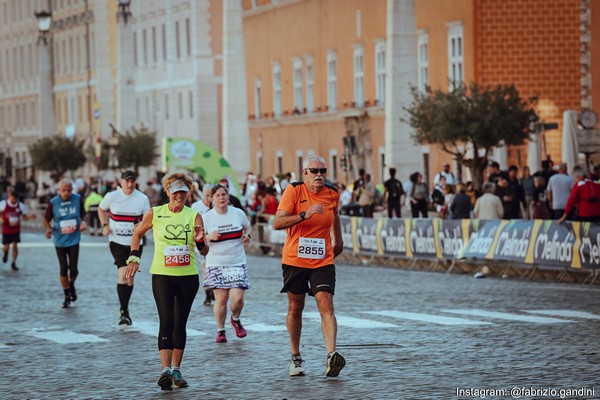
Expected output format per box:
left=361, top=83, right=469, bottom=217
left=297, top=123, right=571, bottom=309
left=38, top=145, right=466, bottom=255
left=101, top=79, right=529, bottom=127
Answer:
left=203, top=264, right=250, bottom=290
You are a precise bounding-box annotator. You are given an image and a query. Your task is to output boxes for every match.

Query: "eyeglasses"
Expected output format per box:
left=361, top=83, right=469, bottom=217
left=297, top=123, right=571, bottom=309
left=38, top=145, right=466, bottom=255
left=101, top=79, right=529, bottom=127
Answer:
left=305, top=168, right=327, bottom=175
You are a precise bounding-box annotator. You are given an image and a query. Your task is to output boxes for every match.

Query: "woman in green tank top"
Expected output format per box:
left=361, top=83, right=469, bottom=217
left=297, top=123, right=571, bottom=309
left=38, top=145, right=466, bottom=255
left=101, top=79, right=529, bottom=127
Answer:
left=124, top=172, right=209, bottom=391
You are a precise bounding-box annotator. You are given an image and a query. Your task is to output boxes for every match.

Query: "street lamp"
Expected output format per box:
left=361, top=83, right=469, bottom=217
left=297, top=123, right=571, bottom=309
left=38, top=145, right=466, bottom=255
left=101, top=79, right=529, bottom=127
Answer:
left=35, top=10, right=52, bottom=45
left=117, top=0, right=132, bottom=24
left=107, top=124, right=120, bottom=169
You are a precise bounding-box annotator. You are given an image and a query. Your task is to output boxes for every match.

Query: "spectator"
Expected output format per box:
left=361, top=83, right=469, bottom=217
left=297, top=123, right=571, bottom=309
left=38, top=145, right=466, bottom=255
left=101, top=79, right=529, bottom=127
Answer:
left=557, top=168, right=600, bottom=223
left=431, top=175, right=446, bottom=212
left=353, top=173, right=375, bottom=218
left=474, top=182, right=503, bottom=219
left=84, top=185, right=103, bottom=235
left=383, top=168, right=405, bottom=219
left=521, top=166, right=535, bottom=219
left=406, top=172, right=428, bottom=218
left=495, top=176, right=516, bottom=219
left=433, top=162, right=456, bottom=187
left=530, top=176, right=551, bottom=219
left=337, top=183, right=352, bottom=214
left=546, top=163, right=575, bottom=219
left=144, top=181, right=158, bottom=207
left=488, top=161, right=506, bottom=184
left=534, top=159, right=556, bottom=188
left=506, top=165, right=526, bottom=219
left=450, top=183, right=471, bottom=219
left=439, top=184, right=455, bottom=219
left=465, top=181, right=478, bottom=209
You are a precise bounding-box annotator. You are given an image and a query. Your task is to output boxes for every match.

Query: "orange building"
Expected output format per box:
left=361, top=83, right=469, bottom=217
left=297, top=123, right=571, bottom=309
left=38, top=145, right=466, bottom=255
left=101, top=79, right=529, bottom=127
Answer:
left=242, top=0, right=599, bottom=186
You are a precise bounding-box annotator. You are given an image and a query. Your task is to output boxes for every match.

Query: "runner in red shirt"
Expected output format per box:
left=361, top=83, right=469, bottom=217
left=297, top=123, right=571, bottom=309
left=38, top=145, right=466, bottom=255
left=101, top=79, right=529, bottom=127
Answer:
left=273, top=154, right=345, bottom=378
left=1, top=188, right=36, bottom=271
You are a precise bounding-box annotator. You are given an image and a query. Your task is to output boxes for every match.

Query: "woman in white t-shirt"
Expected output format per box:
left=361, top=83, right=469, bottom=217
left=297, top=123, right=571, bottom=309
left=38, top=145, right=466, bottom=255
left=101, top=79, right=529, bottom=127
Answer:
left=203, top=184, right=252, bottom=343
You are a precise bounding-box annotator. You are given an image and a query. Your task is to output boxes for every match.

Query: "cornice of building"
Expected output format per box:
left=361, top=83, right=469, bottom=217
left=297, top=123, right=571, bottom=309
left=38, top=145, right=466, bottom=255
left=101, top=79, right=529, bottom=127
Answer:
left=249, top=106, right=384, bottom=128
left=243, top=0, right=304, bottom=18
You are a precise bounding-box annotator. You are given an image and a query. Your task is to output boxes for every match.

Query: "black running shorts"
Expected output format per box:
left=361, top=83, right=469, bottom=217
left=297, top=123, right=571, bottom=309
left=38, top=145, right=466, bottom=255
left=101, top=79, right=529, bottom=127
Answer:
left=110, top=242, right=143, bottom=268
left=2, top=233, right=20, bottom=245
left=281, top=264, right=335, bottom=296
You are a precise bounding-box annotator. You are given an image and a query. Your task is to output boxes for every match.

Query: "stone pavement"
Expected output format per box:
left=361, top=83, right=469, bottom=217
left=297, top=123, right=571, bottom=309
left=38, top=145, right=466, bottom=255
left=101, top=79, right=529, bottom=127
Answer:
left=2, top=230, right=600, bottom=399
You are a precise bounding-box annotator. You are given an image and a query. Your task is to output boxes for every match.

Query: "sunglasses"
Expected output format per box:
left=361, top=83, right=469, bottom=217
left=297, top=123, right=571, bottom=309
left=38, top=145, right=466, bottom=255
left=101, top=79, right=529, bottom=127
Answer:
left=305, top=168, right=327, bottom=175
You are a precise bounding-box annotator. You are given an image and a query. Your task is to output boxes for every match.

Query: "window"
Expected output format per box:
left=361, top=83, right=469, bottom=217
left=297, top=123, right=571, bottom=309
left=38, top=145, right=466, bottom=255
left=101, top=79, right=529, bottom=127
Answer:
left=136, top=98, right=140, bottom=122
left=175, top=21, right=180, bottom=59
left=133, top=32, right=138, bottom=66
left=188, top=91, right=193, bottom=118
left=162, top=24, right=167, bottom=61
left=165, top=94, right=169, bottom=120
left=69, top=38, right=74, bottom=73
left=447, top=23, right=464, bottom=91
left=152, top=26, right=157, bottom=63
left=276, top=152, right=283, bottom=175
left=254, top=79, right=261, bottom=119
left=143, top=28, right=148, bottom=65
left=31, top=101, right=36, bottom=127
left=327, top=51, right=337, bottom=111
left=178, top=92, right=183, bottom=119
left=75, top=37, right=80, bottom=71
left=272, top=62, right=281, bottom=117
left=185, top=18, right=191, bottom=57
left=353, top=46, right=364, bottom=107
left=418, top=32, right=429, bottom=93
left=293, top=58, right=303, bottom=112
left=375, top=41, right=385, bottom=105
left=305, top=56, right=314, bottom=113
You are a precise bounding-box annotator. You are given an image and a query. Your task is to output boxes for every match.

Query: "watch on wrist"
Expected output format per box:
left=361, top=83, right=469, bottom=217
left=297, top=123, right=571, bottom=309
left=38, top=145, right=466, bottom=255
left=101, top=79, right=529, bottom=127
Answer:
left=299, top=211, right=306, bottom=220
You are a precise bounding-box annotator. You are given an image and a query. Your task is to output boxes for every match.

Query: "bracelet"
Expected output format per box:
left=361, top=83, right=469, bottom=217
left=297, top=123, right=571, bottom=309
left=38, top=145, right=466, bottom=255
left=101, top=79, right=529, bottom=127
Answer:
left=129, top=250, right=141, bottom=258
left=246, top=234, right=251, bottom=240
left=126, top=255, right=141, bottom=266
left=102, top=223, right=108, bottom=227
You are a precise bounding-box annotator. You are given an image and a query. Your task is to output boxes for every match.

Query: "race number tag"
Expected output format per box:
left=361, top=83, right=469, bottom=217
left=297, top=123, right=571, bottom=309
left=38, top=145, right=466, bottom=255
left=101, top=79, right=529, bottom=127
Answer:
left=8, top=216, right=19, bottom=226
left=59, top=219, right=77, bottom=234
left=113, top=221, right=134, bottom=236
left=164, top=245, right=191, bottom=267
left=222, top=266, right=245, bottom=284
left=297, top=237, right=326, bottom=259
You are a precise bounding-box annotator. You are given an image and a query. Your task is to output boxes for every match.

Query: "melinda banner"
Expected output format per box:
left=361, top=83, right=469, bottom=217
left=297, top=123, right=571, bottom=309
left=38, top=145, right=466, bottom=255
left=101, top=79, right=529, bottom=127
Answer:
left=260, top=216, right=600, bottom=270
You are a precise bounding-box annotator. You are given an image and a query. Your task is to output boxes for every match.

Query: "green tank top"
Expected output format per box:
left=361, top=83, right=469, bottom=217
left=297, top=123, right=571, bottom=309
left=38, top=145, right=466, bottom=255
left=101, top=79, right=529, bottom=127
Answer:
left=149, top=204, right=199, bottom=276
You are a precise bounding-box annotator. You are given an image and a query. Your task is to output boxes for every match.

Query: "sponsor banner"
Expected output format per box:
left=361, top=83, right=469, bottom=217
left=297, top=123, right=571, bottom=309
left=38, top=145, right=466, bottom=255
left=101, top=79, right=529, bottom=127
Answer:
left=529, top=220, right=576, bottom=267
left=576, top=222, right=600, bottom=269
left=354, top=217, right=380, bottom=254
left=378, top=218, right=409, bottom=256
left=340, top=216, right=355, bottom=252
left=460, top=220, right=503, bottom=260
left=407, top=219, right=438, bottom=259
left=436, top=219, right=468, bottom=259
left=492, top=220, right=534, bottom=263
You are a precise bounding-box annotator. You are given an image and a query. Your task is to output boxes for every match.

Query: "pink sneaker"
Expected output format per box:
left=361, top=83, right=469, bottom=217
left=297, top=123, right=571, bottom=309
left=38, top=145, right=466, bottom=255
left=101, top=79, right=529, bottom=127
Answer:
left=230, top=316, right=247, bottom=338
left=216, top=330, right=227, bottom=343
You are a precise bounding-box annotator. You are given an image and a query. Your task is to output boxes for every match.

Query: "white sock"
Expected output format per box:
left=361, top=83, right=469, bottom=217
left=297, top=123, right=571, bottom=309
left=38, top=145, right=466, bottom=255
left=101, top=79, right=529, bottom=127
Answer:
left=232, top=316, right=240, bottom=322
left=162, top=367, right=171, bottom=373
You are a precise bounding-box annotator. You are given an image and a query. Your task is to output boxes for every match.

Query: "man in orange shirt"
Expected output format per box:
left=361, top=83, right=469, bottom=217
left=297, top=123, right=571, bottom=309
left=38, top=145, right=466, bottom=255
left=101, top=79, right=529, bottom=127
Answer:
left=273, top=154, right=345, bottom=378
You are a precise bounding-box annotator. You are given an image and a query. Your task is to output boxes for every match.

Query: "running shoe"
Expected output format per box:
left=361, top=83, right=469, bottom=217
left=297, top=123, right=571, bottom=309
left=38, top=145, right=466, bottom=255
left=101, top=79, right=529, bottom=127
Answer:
left=289, top=355, right=305, bottom=376
left=2, top=251, right=7, bottom=263
left=172, top=369, right=188, bottom=388
left=157, top=370, right=173, bottom=391
left=69, top=281, right=77, bottom=302
left=11, top=262, right=18, bottom=271
left=325, top=351, right=346, bottom=377
left=119, top=309, right=132, bottom=326
left=61, top=296, right=71, bottom=309
left=230, top=316, right=247, bottom=338
left=215, top=330, right=227, bottom=343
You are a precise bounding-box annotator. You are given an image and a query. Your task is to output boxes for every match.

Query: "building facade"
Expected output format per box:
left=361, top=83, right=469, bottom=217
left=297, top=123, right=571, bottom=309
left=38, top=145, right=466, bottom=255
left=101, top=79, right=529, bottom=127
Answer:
left=243, top=0, right=600, bottom=186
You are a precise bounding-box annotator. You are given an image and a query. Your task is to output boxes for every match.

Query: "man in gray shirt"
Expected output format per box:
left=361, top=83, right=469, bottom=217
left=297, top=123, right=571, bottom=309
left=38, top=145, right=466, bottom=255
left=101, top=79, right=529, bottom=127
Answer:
left=546, top=163, right=574, bottom=219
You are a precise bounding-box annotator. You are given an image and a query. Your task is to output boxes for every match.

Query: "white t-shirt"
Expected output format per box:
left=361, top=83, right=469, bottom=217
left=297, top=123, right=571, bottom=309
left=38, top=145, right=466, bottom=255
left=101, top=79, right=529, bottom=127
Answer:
left=99, top=188, right=150, bottom=246
left=434, top=171, right=456, bottom=186
left=203, top=206, right=250, bottom=267
left=546, top=173, right=574, bottom=210
left=191, top=200, right=210, bottom=215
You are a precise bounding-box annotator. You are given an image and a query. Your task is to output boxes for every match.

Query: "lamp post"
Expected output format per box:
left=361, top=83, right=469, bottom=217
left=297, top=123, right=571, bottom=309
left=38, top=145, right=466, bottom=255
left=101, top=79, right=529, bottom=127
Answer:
left=35, top=10, right=52, bottom=45
left=107, top=124, right=120, bottom=170
left=117, top=0, right=132, bottom=24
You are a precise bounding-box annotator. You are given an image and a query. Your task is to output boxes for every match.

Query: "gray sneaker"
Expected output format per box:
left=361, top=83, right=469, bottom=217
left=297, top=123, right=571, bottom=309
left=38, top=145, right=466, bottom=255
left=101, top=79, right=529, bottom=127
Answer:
left=157, top=370, right=173, bottom=391
left=325, top=351, right=345, bottom=377
left=289, top=355, right=305, bottom=376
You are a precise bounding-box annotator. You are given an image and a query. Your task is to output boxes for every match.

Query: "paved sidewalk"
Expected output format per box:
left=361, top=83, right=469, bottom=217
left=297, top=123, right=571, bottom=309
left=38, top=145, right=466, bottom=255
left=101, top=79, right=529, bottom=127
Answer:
left=2, top=231, right=600, bottom=399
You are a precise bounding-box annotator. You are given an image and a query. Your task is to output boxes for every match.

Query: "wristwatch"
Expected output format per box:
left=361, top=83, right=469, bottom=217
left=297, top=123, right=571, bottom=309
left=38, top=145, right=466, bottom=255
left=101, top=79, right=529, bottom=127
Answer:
left=299, top=211, right=306, bottom=220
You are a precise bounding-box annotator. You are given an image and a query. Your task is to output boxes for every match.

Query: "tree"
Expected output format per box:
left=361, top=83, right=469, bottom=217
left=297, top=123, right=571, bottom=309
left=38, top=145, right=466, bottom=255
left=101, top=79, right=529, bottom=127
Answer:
left=30, top=136, right=87, bottom=182
left=405, top=82, right=538, bottom=190
left=116, top=126, right=160, bottom=174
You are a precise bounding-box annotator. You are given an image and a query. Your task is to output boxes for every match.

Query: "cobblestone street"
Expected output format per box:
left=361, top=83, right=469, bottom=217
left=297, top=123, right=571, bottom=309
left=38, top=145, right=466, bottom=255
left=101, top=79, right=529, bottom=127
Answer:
left=2, top=231, right=600, bottom=399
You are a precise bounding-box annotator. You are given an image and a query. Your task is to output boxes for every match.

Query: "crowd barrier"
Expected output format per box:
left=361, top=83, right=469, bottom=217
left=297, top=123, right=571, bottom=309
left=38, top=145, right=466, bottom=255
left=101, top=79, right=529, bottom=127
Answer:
left=259, top=216, right=600, bottom=270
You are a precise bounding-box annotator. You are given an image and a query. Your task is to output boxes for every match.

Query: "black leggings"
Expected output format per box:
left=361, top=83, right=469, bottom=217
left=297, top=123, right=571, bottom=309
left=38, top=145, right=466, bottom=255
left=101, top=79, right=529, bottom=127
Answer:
left=152, top=274, right=199, bottom=350
left=55, top=245, right=80, bottom=279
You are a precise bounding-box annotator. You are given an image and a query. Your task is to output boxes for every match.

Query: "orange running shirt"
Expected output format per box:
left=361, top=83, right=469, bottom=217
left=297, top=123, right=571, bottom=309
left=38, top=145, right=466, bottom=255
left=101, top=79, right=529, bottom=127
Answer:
left=277, top=182, right=339, bottom=269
